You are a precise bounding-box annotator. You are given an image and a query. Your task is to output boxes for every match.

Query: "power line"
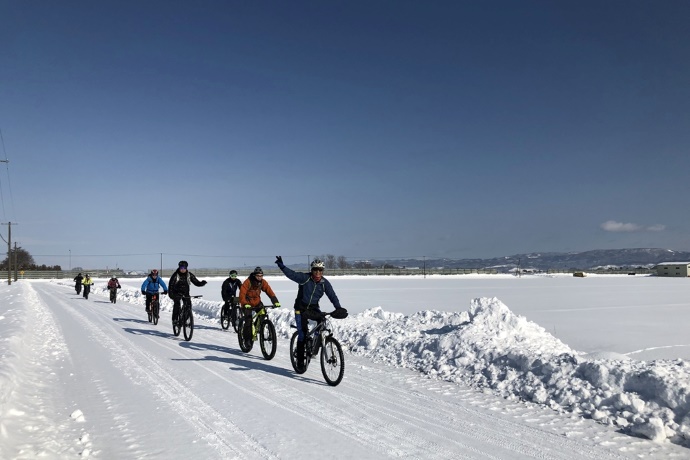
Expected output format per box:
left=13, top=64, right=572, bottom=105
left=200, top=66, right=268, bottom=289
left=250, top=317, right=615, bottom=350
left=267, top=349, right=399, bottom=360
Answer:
left=0, top=128, right=14, bottom=220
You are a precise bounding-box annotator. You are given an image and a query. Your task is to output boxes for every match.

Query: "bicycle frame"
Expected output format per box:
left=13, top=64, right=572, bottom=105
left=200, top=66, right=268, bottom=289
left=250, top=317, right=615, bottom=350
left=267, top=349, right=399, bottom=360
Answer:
left=305, top=318, right=330, bottom=356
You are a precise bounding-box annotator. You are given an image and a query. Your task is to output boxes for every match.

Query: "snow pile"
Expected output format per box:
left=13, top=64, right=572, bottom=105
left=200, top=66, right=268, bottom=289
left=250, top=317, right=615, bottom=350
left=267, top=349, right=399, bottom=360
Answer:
left=60, top=281, right=690, bottom=443
left=333, top=298, right=690, bottom=444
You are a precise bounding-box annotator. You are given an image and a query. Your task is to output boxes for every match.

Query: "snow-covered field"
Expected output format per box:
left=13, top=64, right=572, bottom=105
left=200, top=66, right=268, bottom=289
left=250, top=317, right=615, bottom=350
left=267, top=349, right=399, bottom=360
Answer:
left=1, top=274, right=689, bottom=459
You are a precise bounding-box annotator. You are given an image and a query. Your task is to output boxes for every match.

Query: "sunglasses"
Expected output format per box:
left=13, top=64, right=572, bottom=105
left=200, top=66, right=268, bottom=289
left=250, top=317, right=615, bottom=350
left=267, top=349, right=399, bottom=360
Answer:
left=230, top=274, right=237, bottom=278
left=179, top=266, right=188, bottom=270
left=312, top=268, right=324, bottom=272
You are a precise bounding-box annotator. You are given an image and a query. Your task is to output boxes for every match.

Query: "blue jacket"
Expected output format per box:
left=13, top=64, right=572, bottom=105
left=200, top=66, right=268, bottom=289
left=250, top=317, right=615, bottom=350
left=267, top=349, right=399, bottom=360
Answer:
left=279, top=264, right=341, bottom=310
left=141, top=275, right=168, bottom=294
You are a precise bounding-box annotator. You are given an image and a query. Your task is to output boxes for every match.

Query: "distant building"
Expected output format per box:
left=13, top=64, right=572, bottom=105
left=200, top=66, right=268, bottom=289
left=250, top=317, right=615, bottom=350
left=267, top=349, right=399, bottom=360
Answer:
left=655, top=262, right=690, bottom=277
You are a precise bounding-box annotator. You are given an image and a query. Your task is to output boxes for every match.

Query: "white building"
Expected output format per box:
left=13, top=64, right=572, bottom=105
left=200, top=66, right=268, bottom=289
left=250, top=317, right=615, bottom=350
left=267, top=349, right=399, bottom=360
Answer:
left=655, top=262, right=690, bottom=277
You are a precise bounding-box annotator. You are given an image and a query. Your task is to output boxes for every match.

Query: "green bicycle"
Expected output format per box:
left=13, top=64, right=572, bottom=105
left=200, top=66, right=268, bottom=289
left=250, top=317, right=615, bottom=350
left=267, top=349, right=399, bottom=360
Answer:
left=237, top=304, right=278, bottom=360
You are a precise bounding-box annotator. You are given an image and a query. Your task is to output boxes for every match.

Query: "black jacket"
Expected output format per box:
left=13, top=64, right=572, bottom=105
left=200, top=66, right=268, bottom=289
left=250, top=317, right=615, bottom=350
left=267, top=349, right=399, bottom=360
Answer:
left=221, top=277, right=242, bottom=301
left=168, top=269, right=205, bottom=299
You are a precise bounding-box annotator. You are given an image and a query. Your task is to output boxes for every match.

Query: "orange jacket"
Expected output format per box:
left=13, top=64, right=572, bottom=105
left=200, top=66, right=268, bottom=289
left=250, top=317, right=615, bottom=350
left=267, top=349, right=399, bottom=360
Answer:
left=239, top=274, right=278, bottom=307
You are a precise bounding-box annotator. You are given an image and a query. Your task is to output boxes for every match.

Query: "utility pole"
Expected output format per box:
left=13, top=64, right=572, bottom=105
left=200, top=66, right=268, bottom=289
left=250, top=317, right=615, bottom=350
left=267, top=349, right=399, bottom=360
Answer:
left=2, top=222, right=13, bottom=285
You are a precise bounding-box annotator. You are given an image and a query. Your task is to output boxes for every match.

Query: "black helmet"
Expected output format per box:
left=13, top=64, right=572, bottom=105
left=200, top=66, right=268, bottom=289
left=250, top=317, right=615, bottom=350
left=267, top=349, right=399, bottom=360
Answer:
left=229, top=270, right=238, bottom=276
left=253, top=266, right=263, bottom=275
left=178, top=260, right=188, bottom=268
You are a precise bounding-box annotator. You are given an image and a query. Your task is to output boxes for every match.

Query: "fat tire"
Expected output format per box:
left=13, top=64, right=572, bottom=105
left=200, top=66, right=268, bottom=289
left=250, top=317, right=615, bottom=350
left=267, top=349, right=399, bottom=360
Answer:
left=152, top=300, right=159, bottom=325
left=231, top=307, right=240, bottom=333
left=289, top=331, right=308, bottom=374
left=183, top=308, right=194, bottom=341
left=172, top=314, right=181, bottom=337
left=259, top=319, right=277, bottom=360
left=321, top=336, right=345, bottom=386
left=220, top=305, right=230, bottom=330
left=238, top=318, right=253, bottom=352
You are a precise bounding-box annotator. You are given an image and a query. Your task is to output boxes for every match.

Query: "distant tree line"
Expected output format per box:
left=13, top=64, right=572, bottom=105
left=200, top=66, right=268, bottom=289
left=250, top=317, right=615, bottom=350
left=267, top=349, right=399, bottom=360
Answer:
left=316, top=254, right=396, bottom=270
left=0, top=247, right=62, bottom=271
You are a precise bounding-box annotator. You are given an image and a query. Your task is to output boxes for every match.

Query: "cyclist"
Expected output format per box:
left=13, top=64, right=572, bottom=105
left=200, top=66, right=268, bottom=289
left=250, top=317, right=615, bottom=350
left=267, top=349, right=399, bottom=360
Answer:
left=168, top=261, right=207, bottom=326
left=141, top=269, right=168, bottom=313
left=107, top=275, right=121, bottom=290
left=275, top=256, right=345, bottom=370
left=239, top=267, right=280, bottom=347
left=82, top=274, right=94, bottom=299
left=73, top=272, right=84, bottom=294
left=107, top=275, right=122, bottom=303
left=221, top=269, right=242, bottom=323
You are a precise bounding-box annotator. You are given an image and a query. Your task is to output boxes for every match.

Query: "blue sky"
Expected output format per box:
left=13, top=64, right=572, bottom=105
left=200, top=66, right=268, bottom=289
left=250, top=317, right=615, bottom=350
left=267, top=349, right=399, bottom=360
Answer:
left=1, top=1, right=689, bottom=270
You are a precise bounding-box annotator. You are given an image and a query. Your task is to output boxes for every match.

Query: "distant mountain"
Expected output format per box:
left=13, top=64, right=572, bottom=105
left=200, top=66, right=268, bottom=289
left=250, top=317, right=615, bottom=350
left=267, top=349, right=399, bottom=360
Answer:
left=370, top=248, right=690, bottom=272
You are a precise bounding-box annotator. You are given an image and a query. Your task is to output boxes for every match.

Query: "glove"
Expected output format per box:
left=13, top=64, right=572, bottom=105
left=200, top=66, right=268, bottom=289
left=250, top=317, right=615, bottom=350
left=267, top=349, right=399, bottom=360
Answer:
left=163, top=291, right=168, bottom=295
left=274, top=302, right=281, bottom=308
left=275, top=255, right=283, bottom=266
left=244, top=304, right=252, bottom=309
left=141, top=291, right=146, bottom=295
left=201, top=280, right=207, bottom=286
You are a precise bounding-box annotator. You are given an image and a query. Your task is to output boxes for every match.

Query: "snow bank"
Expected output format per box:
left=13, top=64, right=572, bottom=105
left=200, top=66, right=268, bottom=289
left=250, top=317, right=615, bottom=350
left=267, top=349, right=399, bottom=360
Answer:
left=333, top=298, right=690, bottom=444
left=57, top=281, right=690, bottom=444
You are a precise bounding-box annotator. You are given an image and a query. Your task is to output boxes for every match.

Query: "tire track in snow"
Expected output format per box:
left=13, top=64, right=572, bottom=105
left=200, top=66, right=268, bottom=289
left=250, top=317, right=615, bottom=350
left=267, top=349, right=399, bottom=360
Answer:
left=342, top=364, right=629, bottom=460
left=33, top=283, right=277, bottom=460
left=115, top=314, right=483, bottom=459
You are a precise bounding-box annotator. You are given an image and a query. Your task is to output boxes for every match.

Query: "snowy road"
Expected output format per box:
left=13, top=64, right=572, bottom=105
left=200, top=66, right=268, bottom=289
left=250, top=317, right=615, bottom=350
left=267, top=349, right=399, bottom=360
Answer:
left=1, top=281, right=685, bottom=459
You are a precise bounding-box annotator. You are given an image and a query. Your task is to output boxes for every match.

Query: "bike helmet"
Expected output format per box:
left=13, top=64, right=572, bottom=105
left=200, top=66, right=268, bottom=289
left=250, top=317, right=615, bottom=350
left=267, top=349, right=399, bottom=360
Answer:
left=178, top=260, right=188, bottom=268
left=311, top=259, right=325, bottom=270
left=253, top=266, right=263, bottom=275
left=229, top=270, right=238, bottom=276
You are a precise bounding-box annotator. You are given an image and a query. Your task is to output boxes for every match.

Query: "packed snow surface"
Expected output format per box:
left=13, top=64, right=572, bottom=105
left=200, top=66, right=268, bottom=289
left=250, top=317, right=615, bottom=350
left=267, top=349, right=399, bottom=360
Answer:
left=1, top=275, right=689, bottom=458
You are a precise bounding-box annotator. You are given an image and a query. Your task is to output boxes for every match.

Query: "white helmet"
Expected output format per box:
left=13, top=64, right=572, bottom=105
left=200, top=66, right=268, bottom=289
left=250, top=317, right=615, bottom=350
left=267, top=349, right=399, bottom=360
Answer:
left=311, top=259, right=325, bottom=270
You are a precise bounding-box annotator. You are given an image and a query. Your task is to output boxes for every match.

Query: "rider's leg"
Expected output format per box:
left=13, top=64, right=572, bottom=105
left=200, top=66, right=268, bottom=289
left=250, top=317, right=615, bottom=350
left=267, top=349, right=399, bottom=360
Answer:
left=172, top=298, right=181, bottom=324
left=295, top=309, right=309, bottom=368
left=242, top=307, right=253, bottom=341
left=145, top=293, right=152, bottom=312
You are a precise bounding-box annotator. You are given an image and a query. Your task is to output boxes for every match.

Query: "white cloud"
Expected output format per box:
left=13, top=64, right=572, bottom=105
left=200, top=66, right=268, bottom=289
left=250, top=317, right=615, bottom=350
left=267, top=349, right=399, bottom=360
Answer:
left=601, top=220, right=641, bottom=232
left=600, top=221, right=666, bottom=233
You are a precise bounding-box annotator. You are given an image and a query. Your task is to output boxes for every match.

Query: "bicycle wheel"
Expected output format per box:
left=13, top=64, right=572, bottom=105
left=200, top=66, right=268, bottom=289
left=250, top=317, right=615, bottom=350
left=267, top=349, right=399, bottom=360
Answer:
left=172, top=309, right=181, bottom=336
left=220, top=305, right=230, bottom=330
left=152, top=299, right=159, bottom=325
left=183, top=308, right=194, bottom=341
left=231, top=306, right=240, bottom=333
left=237, top=318, right=253, bottom=352
left=289, top=331, right=308, bottom=374
left=320, top=336, right=344, bottom=386
left=259, top=319, right=277, bottom=360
